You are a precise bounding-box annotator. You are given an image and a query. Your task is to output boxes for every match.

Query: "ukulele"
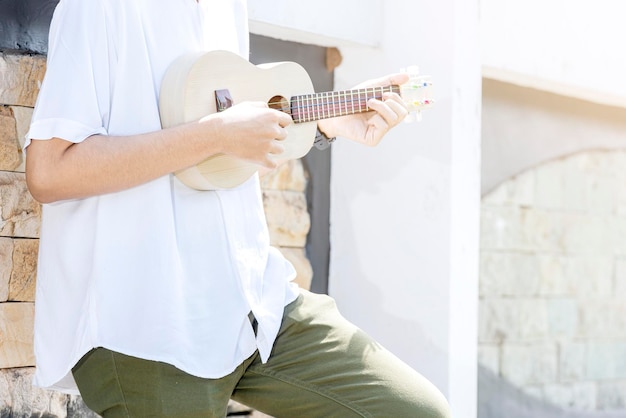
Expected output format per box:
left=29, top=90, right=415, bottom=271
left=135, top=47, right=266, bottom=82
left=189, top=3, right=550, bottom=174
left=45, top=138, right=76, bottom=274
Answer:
left=159, top=50, right=433, bottom=190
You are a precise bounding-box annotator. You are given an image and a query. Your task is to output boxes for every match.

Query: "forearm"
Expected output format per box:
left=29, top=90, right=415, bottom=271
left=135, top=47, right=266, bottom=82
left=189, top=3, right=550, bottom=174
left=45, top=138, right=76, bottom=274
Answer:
left=26, top=121, right=223, bottom=203
left=26, top=102, right=291, bottom=203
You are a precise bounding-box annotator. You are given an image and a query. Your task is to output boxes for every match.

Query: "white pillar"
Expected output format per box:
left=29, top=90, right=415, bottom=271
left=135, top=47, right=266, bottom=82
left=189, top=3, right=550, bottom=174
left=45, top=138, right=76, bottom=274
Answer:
left=249, top=0, right=481, bottom=414
left=328, top=1, right=481, bottom=416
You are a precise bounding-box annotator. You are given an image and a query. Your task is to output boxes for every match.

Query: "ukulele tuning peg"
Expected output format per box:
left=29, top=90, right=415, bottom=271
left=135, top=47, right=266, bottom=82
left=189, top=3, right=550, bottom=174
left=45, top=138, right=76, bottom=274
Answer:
left=399, top=64, right=434, bottom=121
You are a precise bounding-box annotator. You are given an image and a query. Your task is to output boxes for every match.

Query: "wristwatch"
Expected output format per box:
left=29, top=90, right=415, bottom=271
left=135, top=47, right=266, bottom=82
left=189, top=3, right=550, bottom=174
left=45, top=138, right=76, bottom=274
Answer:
left=313, top=128, right=336, bottom=150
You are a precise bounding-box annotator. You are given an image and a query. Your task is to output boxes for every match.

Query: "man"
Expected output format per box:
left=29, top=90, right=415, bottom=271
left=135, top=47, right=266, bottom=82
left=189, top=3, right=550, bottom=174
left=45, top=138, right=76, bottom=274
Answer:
left=26, top=0, right=450, bottom=416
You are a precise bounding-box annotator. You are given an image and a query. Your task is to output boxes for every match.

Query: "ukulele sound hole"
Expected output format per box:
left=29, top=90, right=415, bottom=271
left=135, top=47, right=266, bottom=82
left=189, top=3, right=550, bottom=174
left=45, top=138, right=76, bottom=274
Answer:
left=268, top=95, right=290, bottom=115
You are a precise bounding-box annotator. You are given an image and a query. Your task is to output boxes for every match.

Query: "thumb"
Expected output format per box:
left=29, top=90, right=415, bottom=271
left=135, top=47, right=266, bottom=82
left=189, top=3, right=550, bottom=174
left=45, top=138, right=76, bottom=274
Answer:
left=384, top=72, right=410, bottom=86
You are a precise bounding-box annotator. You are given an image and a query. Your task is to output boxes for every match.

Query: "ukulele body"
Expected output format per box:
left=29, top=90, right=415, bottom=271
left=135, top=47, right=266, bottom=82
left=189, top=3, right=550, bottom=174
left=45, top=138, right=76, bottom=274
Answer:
left=159, top=50, right=316, bottom=190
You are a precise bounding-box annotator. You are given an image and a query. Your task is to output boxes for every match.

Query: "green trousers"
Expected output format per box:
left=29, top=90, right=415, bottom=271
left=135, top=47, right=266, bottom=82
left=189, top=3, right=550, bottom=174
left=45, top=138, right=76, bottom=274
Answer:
left=72, top=290, right=450, bottom=418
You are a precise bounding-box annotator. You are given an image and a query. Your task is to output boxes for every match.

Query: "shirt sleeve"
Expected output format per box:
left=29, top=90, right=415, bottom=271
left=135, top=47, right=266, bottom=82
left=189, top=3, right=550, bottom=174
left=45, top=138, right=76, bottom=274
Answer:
left=26, top=0, right=112, bottom=148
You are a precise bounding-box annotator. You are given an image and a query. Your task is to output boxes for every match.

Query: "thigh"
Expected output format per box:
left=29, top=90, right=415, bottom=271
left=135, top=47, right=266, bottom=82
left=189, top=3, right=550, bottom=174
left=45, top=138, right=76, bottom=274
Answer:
left=72, top=348, right=241, bottom=418
left=231, top=290, right=450, bottom=418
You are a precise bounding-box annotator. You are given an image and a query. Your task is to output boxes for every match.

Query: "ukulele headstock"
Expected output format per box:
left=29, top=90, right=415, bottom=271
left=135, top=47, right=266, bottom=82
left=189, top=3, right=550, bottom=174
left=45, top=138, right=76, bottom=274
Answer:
left=399, top=65, right=433, bottom=122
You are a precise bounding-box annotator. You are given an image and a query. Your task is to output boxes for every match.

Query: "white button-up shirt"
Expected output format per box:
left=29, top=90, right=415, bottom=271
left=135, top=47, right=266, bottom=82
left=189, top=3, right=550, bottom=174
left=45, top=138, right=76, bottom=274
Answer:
left=27, top=0, right=299, bottom=393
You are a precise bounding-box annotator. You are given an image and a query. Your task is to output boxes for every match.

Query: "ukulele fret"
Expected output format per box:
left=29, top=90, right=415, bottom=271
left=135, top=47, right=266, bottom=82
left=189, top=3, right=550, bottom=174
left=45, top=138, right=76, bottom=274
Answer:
left=324, top=92, right=333, bottom=118
left=350, top=90, right=356, bottom=113
left=291, top=86, right=399, bottom=124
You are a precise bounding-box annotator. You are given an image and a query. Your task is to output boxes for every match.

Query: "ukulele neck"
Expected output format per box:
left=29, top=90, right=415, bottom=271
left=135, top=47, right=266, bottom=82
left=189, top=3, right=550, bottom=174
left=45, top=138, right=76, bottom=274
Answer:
left=290, top=85, right=400, bottom=124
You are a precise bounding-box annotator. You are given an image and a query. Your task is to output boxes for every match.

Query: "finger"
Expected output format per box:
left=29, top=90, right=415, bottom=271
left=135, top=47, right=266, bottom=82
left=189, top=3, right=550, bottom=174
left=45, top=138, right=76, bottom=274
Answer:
left=369, top=113, right=390, bottom=132
left=367, top=98, right=404, bottom=126
left=383, top=91, right=409, bottom=108
left=278, top=113, right=293, bottom=128
left=363, top=114, right=390, bottom=146
left=269, top=139, right=285, bottom=155
left=272, top=125, right=289, bottom=141
left=383, top=98, right=409, bottom=125
left=269, top=109, right=293, bottom=128
left=260, top=155, right=279, bottom=170
left=381, top=92, right=410, bottom=120
left=387, top=72, right=410, bottom=86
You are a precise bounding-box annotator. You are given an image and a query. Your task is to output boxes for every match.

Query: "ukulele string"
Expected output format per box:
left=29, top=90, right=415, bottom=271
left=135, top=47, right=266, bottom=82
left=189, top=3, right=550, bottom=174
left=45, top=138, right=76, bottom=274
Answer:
left=267, top=86, right=399, bottom=112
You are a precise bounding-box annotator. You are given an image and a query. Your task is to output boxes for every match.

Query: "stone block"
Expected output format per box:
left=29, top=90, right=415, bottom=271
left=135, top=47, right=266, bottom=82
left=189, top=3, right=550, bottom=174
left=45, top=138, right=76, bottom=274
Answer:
left=616, top=258, right=626, bottom=296
left=561, top=154, right=594, bottom=213
left=260, top=159, right=307, bottom=192
left=9, top=106, right=33, bottom=173
left=8, top=238, right=38, bottom=302
left=0, top=106, right=20, bottom=171
left=0, top=302, right=35, bottom=368
left=597, top=379, right=626, bottom=410
left=501, top=343, right=558, bottom=386
left=482, top=169, right=534, bottom=207
left=480, top=251, right=540, bottom=297
left=560, top=213, right=614, bottom=255
left=612, top=216, right=626, bottom=256
left=579, top=299, right=626, bottom=339
left=0, top=238, right=11, bottom=302
left=534, top=160, right=565, bottom=210
left=263, top=190, right=310, bottom=248
left=524, top=209, right=566, bottom=252
left=478, top=298, right=529, bottom=344
left=479, top=299, right=548, bottom=343
left=478, top=344, right=500, bottom=375
left=538, top=255, right=612, bottom=297
left=586, top=342, right=626, bottom=380
left=480, top=206, right=524, bottom=250
left=537, top=254, right=569, bottom=296
left=558, top=341, right=586, bottom=382
left=517, top=299, right=549, bottom=340
left=521, top=385, right=543, bottom=400
left=546, top=298, right=578, bottom=337
left=541, top=382, right=597, bottom=411
left=277, top=247, right=313, bottom=290
left=480, top=206, right=563, bottom=252
left=616, top=175, right=626, bottom=217
left=0, top=368, right=69, bottom=416
left=563, top=255, right=613, bottom=297
left=0, top=52, right=46, bottom=108
left=560, top=152, right=623, bottom=216
left=0, top=171, right=41, bottom=238
left=479, top=299, right=517, bottom=343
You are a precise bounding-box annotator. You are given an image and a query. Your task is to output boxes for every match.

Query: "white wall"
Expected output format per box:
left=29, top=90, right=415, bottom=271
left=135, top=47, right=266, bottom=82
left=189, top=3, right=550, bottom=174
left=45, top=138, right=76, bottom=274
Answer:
left=480, top=0, right=626, bottom=194
left=249, top=1, right=481, bottom=416
left=248, top=0, right=381, bottom=47
left=481, top=0, right=626, bottom=109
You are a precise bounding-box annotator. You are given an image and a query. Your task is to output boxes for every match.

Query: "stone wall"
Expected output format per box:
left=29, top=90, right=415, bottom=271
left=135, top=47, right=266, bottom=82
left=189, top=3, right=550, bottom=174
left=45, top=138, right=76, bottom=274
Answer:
left=0, top=50, right=311, bottom=416
left=479, top=150, right=626, bottom=412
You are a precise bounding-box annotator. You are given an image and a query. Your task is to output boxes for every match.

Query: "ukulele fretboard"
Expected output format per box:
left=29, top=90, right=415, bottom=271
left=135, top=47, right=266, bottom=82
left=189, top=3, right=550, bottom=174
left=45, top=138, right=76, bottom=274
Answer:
left=290, top=86, right=401, bottom=123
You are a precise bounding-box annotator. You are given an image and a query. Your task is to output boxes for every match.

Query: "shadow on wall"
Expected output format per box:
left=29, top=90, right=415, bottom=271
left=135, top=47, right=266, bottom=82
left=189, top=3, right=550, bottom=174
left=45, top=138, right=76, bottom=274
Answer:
left=479, top=366, right=626, bottom=418
left=0, top=0, right=58, bottom=54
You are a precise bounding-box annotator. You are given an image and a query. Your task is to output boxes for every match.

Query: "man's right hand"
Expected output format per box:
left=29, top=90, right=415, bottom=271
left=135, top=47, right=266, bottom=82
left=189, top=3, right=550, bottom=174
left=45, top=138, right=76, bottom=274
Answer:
left=203, top=101, right=292, bottom=169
